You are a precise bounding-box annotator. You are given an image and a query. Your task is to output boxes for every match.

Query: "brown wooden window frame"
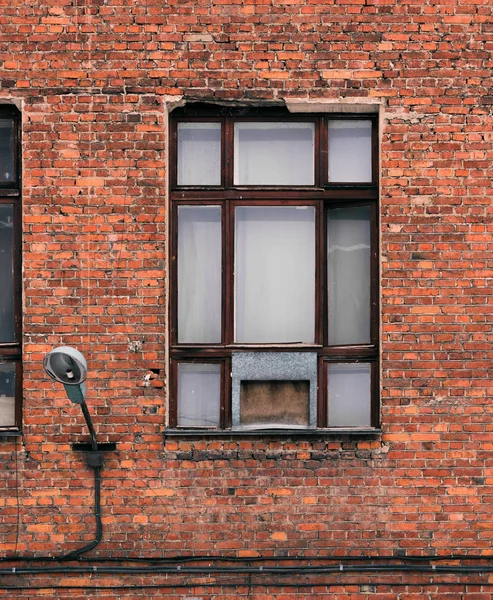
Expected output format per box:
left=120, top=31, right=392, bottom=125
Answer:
left=169, top=105, right=379, bottom=432
left=0, top=105, right=22, bottom=433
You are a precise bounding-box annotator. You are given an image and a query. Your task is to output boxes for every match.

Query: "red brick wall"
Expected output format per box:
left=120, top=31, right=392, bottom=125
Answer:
left=1, top=0, right=493, bottom=597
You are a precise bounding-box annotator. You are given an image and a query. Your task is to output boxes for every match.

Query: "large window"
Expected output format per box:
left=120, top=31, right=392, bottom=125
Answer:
left=169, top=106, right=378, bottom=431
left=0, top=106, right=21, bottom=431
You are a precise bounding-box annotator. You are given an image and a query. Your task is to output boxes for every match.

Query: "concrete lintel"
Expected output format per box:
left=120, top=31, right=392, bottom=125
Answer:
left=0, top=97, right=23, bottom=112
left=162, top=95, right=186, bottom=113
left=286, top=98, right=382, bottom=114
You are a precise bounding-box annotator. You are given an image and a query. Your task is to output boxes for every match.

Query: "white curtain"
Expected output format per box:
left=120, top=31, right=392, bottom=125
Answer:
left=178, top=206, right=222, bottom=343
left=0, top=119, right=14, bottom=182
left=235, top=206, right=315, bottom=343
left=177, top=123, right=221, bottom=186
left=327, top=206, right=371, bottom=345
left=234, top=122, right=314, bottom=185
left=0, top=205, right=14, bottom=343
left=328, top=120, right=372, bottom=183
left=0, top=364, right=15, bottom=427
left=178, top=363, right=221, bottom=427
left=328, top=363, right=371, bottom=426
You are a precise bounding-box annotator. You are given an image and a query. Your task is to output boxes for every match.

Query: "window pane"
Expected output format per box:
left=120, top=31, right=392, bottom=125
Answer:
left=328, top=120, right=372, bottom=183
left=235, top=206, right=315, bottom=343
left=178, top=363, right=221, bottom=427
left=178, top=206, right=221, bottom=343
left=0, top=205, right=15, bottom=343
left=177, top=123, right=221, bottom=186
left=0, top=363, right=15, bottom=427
left=240, top=380, right=309, bottom=428
left=0, top=119, right=14, bottom=183
left=328, top=363, right=371, bottom=427
left=234, top=122, right=315, bottom=185
left=327, top=206, right=371, bottom=345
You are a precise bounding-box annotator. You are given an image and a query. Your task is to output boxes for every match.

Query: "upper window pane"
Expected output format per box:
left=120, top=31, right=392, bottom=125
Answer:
left=328, top=120, right=372, bottom=183
left=0, top=119, right=14, bottom=183
left=235, top=206, right=315, bottom=343
left=234, top=122, right=315, bottom=185
left=177, top=123, right=221, bottom=186
left=178, top=206, right=222, bottom=343
left=0, top=205, right=15, bottom=343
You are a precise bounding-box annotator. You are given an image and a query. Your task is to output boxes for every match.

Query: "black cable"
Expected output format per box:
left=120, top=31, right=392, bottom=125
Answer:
left=0, top=581, right=491, bottom=592
left=1, top=552, right=492, bottom=564
left=80, top=402, right=98, bottom=452
left=58, top=465, right=102, bottom=560
left=13, top=436, right=20, bottom=558
left=3, top=564, right=493, bottom=575
left=4, top=397, right=103, bottom=563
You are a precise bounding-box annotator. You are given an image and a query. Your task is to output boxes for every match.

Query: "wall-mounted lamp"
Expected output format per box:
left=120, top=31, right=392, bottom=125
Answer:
left=43, top=346, right=103, bottom=558
left=43, top=346, right=100, bottom=459
left=44, top=345, right=87, bottom=402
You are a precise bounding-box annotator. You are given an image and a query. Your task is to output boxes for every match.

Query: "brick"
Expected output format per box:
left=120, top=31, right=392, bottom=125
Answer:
left=0, top=2, right=491, bottom=598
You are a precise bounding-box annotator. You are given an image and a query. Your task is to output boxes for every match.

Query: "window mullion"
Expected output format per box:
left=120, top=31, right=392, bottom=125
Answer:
left=169, top=360, right=178, bottom=428
left=223, top=118, right=233, bottom=188
left=318, top=117, right=328, bottom=187
left=317, top=357, right=327, bottom=428
left=221, top=357, right=231, bottom=428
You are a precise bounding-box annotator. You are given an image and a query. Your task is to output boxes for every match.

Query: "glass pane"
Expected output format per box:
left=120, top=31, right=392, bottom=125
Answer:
left=328, top=120, right=372, bottom=183
left=0, top=119, right=14, bottom=182
left=178, top=206, right=221, bottom=343
left=177, top=123, right=221, bottom=186
left=234, top=122, right=315, bottom=185
left=240, top=380, right=309, bottom=428
left=178, top=363, right=221, bottom=427
left=235, top=206, right=315, bottom=343
left=328, top=363, right=371, bottom=427
left=0, top=363, right=16, bottom=427
left=327, top=206, right=371, bottom=345
left=0, top=205, right=15, bottom=343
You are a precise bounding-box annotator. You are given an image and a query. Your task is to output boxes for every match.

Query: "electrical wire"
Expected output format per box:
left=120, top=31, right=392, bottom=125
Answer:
left=1, top=552, right=492, bottom=564
left=2, top=564, right=493, bottom=575
left=13, top=435, right=20, bottom=557
left=0, top=581, right=491, bottom=592
left=57, top=465, right=102, bottom=560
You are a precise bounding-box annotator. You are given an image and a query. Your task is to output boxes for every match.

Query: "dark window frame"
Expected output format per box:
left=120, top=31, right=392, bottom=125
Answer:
left=0, top=105, right=22, bottom=432
left=169, top=105, right=379, bottom=431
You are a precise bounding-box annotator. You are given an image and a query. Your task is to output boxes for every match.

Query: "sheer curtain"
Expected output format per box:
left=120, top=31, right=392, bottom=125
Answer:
left=234, top=122, right=314, bottom=185
left=0, top=364, right=15, bottom=427
left=328, top=363, right=371, bottom=426
left=178, top=363, right=221, bottom=427
left=0, top=205, right=14, bottom=342
left=328, top=120, right=372, bottom=183
left=327, top=206, right=371, bottom=345
left=177, top=123, right=221, bottom=186
left=178, top=206, right=221, bottom=343
left=0, top=120, right=14, bottom=182
left=235, top=206, right=315, bottom=343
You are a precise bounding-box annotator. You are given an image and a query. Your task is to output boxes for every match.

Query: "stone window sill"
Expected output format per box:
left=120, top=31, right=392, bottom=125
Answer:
left=163, top=427, right=381, bottom=439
